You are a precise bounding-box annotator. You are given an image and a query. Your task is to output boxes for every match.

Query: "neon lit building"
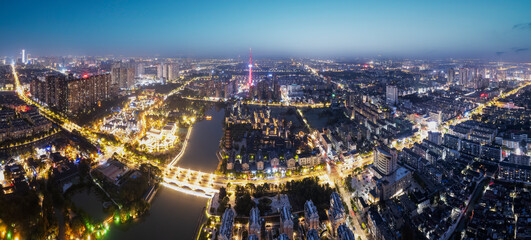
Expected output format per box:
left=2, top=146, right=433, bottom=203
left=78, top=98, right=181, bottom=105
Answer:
left=248, top=48, right=253, bottom=87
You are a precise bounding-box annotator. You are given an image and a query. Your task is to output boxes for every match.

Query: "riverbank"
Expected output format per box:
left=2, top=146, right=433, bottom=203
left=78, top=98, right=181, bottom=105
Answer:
left=167, top=126, right=193, bottom=167
left=174, top=106, right=225, bottom=172
left=105, top=106, right=225, bottom=239
left=105, top=186, right=207, bottom=240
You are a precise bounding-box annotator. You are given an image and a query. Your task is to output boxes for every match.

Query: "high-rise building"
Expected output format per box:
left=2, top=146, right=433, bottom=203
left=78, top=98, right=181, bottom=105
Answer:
left=472, top=73, right=489, bottom=89
left=374, top=145, right=397, bottom=176
left=448, top=68, right=455, bottom=84
left=386, top=85, right=398, bottom=105
left=43, top=74, right=68, bottom=111
left=224, top=80, right=236, bottom=99
left=248, top=48, right=253, bottom=87
left=136, top=63, right=145, bottom=76
left=157, top=64, right=163, bottom=79
left=21, top=49, right=26, bottom=65
left=371, top=145, right=411, bottom=200
left=459, top=68, right=468, bottom=86
left=162, top=63, right=169, bottom=80
left=30, top=76, right=46, bottom=103
left=66, top=74, right=113, bottom=114
left=111, top=63, right=135, bottom=90
left=31, top=74, right=114, bottom=115
left=159, top=63, right=179, bottom=82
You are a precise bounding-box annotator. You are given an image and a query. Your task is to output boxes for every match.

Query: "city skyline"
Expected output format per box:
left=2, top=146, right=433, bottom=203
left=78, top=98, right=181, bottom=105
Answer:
left=1, top=0, right=531, bottom=61
left=1, top=1, right=531, bottom=240
left=1, top=44, right=530, bottom=240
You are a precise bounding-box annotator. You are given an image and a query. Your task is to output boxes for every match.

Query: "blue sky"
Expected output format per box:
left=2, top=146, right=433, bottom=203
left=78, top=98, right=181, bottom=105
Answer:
left=1, top=0, right=530, bottom=60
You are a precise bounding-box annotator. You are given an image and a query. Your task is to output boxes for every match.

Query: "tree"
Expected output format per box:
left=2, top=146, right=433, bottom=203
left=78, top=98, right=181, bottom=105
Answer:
left=234, top=193, right=255, bottom=216
left=217, top=196, right=230, bottom=215
left=257, top=198, right=272, bottom=214
left=345, top=175, right=354, bottom=192
left=235, top=185, right=248, bottom=198
left=119, top=174, right=149, bottom=203
left=246, top=183, right=256, bottom=196
left=218, top=187, right=227, bottom=204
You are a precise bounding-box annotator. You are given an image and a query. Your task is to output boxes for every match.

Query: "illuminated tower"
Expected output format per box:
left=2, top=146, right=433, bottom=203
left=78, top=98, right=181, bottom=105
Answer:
left=21, top=49, right=26, bottom=64
left=248, top=48, right=253, bottom=87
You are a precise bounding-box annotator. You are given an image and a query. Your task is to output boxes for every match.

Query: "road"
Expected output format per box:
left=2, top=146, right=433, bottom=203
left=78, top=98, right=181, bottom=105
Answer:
left=331, top=165, right=367, bottom=240
left=13, top=64, right=531, bottom=238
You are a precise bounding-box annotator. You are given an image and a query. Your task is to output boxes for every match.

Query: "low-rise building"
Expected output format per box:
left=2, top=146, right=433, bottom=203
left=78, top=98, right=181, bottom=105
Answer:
left=376, top=166, right=412, bottom=199
left=337, top=223, right=355, bottom=240
left=219, top=209, right=235, bottom=240
left=367, top=208, right=397, bottom=240
left=248, top=207, right=262, bottom=238
left=280, top=206, right=293, bottom=238
left=328, top=192, right=345, bottom=234
left=304, top=200, right=319, bottom=230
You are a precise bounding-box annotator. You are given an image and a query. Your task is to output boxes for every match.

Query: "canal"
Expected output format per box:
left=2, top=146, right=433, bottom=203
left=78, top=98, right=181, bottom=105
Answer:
left=106, top=106, right=225, bottom=240
left=176, top=106, right=225, bottom=172
left=105, top=188, right=207, bottom=240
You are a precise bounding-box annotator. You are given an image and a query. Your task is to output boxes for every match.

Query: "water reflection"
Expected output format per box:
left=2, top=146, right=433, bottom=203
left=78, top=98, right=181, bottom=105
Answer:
left=176, top=106, right=225, bottom=172
left=105, top=187, right=206, bottom=240
left=107, top=106, right=224, bottom=239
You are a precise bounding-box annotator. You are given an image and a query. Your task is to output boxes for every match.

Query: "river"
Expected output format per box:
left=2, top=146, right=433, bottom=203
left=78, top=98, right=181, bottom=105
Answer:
left=105, top=106, right=225, bottom=240
left=176, top=105, right=225, bottom=172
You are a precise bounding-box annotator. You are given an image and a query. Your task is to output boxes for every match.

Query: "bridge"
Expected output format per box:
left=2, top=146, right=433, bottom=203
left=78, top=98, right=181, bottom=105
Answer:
left=11, top=65, right=336, bottom=199
left=162, top=166, right=223, bottom=198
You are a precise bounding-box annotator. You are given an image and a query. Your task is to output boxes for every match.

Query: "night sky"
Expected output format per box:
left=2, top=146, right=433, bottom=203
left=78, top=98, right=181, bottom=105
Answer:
left=1, top=0, right=530, bottom=60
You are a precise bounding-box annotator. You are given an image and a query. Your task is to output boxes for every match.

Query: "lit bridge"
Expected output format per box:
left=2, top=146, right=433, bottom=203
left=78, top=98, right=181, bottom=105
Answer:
left=161, top=166, right=225, bottom=198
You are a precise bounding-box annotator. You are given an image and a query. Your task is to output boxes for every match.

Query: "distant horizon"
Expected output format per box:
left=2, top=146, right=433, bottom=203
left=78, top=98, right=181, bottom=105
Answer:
left=2, top=0, right=530, bottom=61
left=4, top=51, right=531, bottom=64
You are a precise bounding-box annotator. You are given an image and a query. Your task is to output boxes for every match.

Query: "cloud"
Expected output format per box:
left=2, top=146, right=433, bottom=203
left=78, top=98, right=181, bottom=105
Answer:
left=511, top=48, right=529, bottom=53
left=513, top=22, right=531, bottom=30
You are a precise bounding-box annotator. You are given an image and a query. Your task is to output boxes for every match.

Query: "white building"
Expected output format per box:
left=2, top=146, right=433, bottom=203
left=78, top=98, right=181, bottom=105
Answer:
left=386, top=85, right=398, bottom=105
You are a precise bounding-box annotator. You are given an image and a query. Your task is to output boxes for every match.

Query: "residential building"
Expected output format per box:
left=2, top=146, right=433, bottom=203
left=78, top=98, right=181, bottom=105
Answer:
left=304, top=200, right=319, bottom=230
left=248, top=207, right=261, bottom=238
left=31, top=73, right=114, bottom=115
left=280, top=206, right=293, bottom=238
left=374, top=145, right=397, bottom=176
left=337, top=223, right=355, bottom=240
left=111, top=63, right=135, bottom=89
left=386, top=85, right=398, bottom=105
left=329, top=192, right=345, bottom=234
left=219, top=209, right=235, bottom=240
left=368, top=208, right=397, bottom=240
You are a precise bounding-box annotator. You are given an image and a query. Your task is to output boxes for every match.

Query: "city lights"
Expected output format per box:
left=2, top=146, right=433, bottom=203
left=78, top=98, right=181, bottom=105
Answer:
left=1, top=1, right=530, bottom=238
